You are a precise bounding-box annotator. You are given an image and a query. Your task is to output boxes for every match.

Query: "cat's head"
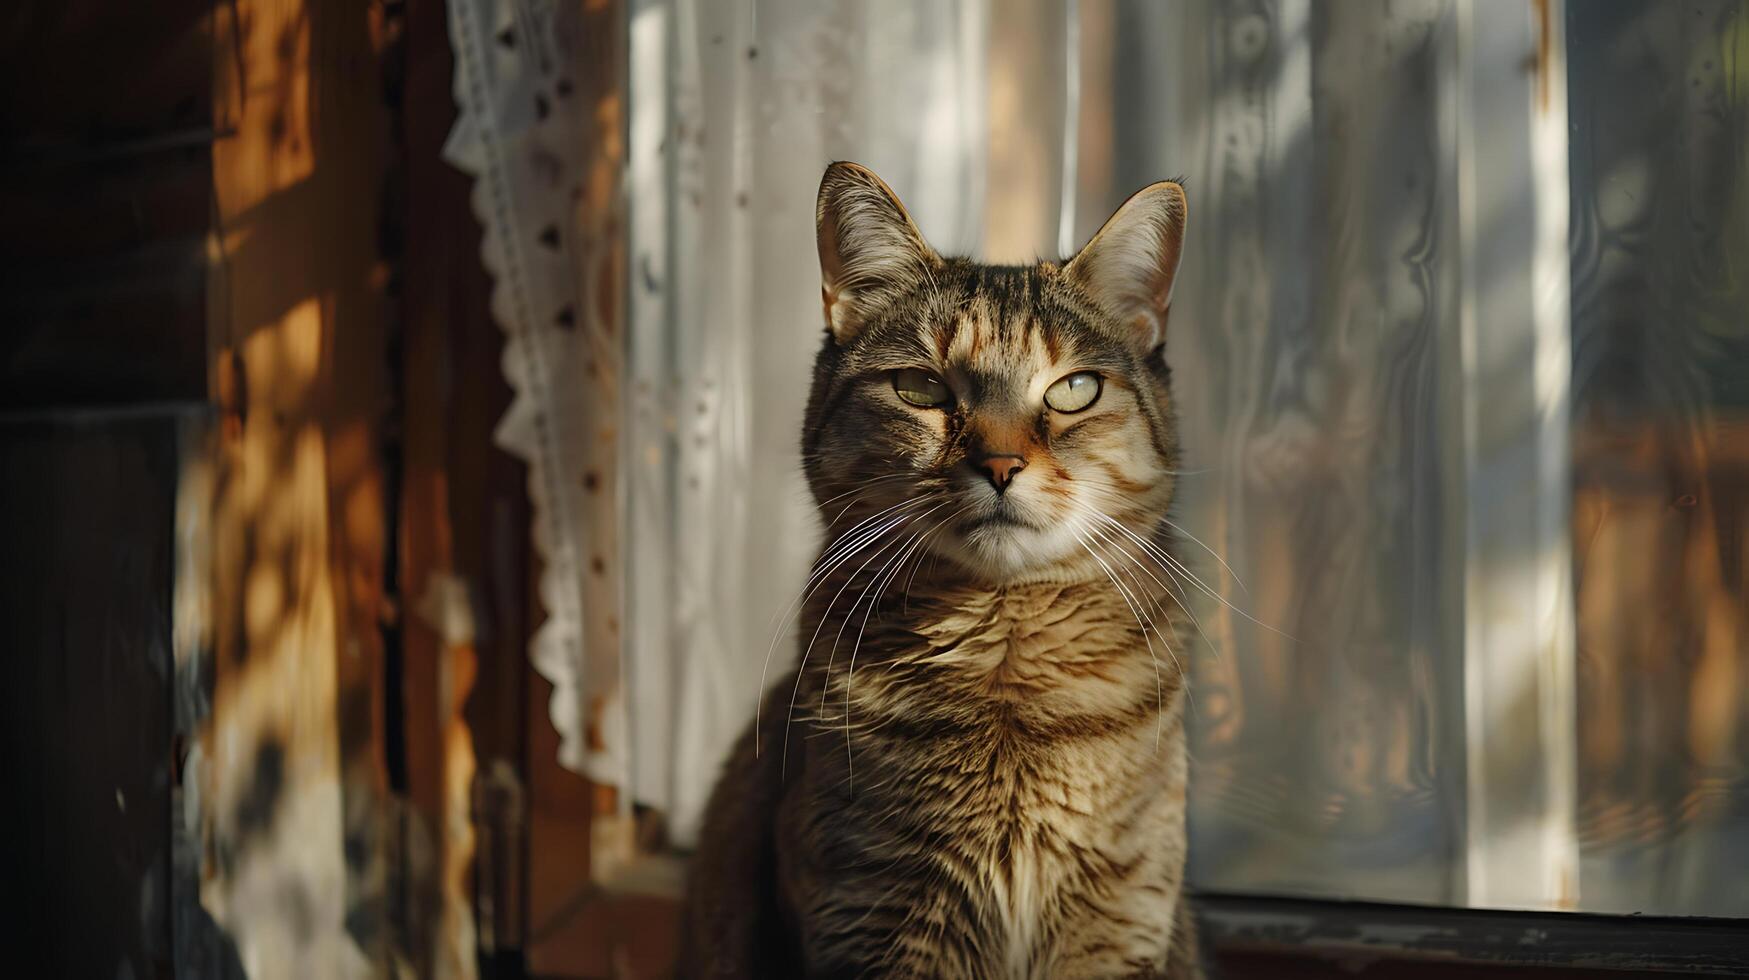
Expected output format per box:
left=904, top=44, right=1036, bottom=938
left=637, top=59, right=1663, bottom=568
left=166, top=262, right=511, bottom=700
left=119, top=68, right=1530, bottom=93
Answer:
left=801, top=162, right=1187, bottom=585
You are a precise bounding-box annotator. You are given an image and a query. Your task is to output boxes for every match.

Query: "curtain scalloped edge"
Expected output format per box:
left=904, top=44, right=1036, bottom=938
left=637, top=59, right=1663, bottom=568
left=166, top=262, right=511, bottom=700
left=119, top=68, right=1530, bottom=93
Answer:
left=442, top=0, right=623, bottom=788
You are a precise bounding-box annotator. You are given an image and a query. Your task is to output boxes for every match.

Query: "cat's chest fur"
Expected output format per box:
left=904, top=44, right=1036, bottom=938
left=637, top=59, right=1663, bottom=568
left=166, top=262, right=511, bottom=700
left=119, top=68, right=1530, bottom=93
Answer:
left=785, top=581, right=1188, bottom=976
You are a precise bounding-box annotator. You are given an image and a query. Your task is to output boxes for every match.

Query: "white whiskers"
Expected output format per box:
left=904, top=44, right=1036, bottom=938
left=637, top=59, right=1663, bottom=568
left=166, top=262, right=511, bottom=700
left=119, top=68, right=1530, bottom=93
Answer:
left=779, top=496, right=952, bottom=777
left=838, top=503, right=968, bottom=793
left=758, top=492, right=938, bottom=759
left=1068, top=516, right=1169, bottom=748
left=1074, top=480, right=1295, bottom=644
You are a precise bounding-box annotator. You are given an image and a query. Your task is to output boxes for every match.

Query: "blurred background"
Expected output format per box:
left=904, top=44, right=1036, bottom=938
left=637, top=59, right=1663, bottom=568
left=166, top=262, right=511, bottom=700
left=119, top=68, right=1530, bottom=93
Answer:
left=1, top=0, right=1745, bottom=977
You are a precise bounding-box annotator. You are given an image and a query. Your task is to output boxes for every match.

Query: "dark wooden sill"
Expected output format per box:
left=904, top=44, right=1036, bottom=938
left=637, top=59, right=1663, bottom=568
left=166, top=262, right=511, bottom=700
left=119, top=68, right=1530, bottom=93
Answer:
left=1201, top=892, right=1749, bottom=977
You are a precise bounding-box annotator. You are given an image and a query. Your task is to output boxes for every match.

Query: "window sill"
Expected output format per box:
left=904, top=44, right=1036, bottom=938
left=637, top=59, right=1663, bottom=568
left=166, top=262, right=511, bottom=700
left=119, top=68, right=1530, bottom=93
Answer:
left=1201, top=892, right=1749, bottom=977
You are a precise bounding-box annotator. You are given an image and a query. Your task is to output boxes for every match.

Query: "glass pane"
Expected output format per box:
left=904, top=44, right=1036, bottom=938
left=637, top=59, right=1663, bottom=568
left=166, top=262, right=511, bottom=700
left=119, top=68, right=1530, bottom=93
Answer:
left=1091, top=1, right=1472, bottom=907
left=1568, top=0, right=1749, bottom=917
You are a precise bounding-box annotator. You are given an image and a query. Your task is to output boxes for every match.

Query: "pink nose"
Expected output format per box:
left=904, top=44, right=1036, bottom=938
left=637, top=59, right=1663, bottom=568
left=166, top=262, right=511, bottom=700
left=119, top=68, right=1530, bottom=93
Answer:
left=975, top=454, right=1027, bottom=493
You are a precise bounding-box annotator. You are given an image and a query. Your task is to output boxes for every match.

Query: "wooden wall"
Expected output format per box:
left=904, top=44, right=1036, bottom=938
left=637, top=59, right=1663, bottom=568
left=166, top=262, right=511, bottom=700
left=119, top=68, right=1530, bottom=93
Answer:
left=4, top=0, right=634, bottom=975
left=0, top=1, right=212, bottom=407
left=0, top=3, right=223, bottom=976
left=0, top=414, right=198, bottom=977
left=201, top=0, right=407, bottom=974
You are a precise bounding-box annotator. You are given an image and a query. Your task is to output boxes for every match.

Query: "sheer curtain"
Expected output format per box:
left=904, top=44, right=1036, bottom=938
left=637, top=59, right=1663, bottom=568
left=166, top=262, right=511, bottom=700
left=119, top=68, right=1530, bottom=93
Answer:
left=624, top=0, right=998, bottom=845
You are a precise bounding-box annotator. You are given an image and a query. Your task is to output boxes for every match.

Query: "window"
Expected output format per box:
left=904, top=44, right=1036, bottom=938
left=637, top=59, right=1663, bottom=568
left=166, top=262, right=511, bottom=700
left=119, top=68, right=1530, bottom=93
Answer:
left=615, top=0, right=1748, bottom=925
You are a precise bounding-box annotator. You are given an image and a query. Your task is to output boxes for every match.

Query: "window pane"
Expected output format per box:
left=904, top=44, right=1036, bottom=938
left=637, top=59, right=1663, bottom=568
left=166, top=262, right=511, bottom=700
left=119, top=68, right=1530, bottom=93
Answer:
left=1140, top=0, right=1471, bottom=907
left=1568, top=0, right=1749, bottom=917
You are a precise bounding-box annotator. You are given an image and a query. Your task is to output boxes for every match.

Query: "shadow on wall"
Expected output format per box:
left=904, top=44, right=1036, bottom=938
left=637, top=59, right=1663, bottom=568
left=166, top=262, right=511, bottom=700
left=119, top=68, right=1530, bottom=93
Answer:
left=197, top=0, right=449, bottom=976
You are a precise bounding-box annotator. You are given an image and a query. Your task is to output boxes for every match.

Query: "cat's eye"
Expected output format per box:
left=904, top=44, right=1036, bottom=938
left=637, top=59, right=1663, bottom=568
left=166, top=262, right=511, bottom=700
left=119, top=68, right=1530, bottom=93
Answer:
left=1044, top=372, right=1102, bottom=413
left=893, top=368, right=951, bottom=408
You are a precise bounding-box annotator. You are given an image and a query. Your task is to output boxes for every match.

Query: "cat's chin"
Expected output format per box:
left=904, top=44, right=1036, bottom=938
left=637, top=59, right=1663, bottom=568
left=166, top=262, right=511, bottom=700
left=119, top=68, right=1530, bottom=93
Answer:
left=927, top=525, right=1110, bottom=587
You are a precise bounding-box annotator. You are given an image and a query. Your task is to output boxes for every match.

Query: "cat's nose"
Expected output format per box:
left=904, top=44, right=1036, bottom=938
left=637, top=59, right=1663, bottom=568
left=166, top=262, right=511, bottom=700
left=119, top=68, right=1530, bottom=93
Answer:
left=974, top=454, right=1027, bottom=493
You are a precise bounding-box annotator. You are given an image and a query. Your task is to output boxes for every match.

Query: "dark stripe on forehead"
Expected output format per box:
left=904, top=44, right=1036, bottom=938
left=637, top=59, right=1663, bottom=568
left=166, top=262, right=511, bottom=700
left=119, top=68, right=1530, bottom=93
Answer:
left=1041, top=316, right=1064, bottom=362
left=983, top=266, right=1029, bottom=344
left=932, top=316, right=954, bottom=362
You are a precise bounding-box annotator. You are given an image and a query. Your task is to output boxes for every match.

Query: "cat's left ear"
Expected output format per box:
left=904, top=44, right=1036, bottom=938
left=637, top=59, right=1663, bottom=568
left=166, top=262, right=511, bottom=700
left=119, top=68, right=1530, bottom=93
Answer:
left=1063, top=181, right=1187, bottom=353
left=816, top=161, right=939, bottom=343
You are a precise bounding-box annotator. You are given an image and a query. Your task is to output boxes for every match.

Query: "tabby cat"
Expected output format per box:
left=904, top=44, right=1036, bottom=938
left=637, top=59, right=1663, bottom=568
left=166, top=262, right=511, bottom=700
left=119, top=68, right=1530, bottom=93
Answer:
left=679, top=162, right=1203, bottom=979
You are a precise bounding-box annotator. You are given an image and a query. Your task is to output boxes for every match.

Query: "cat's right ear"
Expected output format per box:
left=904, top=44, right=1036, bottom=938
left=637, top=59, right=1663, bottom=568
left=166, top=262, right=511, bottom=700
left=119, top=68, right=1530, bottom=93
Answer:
left=816, top=161, right=937, bottom=343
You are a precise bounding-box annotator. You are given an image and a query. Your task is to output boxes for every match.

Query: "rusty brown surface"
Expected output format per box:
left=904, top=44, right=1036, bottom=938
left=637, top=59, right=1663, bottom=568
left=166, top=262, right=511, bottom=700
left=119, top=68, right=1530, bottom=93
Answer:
left=194, top=0, right=636, bottom=970
left=203, top=0, right=402, bottom=973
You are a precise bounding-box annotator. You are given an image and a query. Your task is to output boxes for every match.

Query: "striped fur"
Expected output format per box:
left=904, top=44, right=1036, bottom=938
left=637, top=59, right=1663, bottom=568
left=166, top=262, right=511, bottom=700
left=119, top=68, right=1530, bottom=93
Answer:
left=680, top=163, right=1202, bottom=979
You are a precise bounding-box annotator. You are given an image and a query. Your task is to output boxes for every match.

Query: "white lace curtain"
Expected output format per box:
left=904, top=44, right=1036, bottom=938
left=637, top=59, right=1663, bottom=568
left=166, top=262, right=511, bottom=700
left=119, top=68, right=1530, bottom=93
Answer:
left=445, top=0, right=621, bottom=784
